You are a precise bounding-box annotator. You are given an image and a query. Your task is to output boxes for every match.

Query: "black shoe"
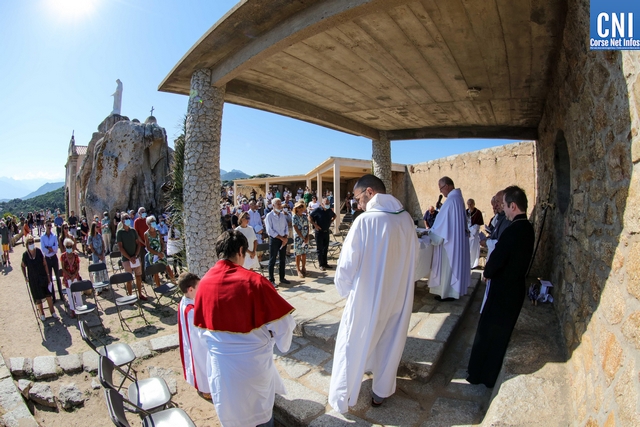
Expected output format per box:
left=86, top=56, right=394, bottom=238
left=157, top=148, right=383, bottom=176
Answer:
left=324, top=265, right=333, bottom=269
left=434, top=295, right=456, bottom=302
left=269, top=279, right=278, bottom=288
left=280, top=278, right=291, bottom=285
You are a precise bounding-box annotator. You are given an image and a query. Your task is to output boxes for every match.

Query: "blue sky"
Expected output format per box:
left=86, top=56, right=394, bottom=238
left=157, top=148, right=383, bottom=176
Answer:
left=0, top=0, right=516, bottom=188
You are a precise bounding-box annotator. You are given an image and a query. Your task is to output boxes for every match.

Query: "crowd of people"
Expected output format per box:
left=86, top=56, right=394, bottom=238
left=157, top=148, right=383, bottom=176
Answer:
left=219, top=185, right=349, bottom=284
left=172, top=174, right=535, bottom=425
left=7, top=175, right=535, bottom=425
left=10, top=206, right=182, bottom=321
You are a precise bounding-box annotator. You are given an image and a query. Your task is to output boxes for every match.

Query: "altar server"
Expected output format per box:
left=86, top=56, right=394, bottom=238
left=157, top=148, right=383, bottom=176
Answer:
left=177, top=272, right=210, bottom=399
left=194, top=230, right=295, bottom=427
left=427, top=176, right=470, bottom=301
left=329, top=174, right=418, bottom=412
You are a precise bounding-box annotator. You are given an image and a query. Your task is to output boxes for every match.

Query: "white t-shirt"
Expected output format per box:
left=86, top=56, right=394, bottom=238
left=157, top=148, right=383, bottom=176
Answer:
left=235, top=225, right=259, bottom=270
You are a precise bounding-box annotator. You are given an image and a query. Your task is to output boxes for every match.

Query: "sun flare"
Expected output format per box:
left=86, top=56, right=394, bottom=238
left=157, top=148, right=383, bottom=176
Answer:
left=46, top=0, right=99, bottom=20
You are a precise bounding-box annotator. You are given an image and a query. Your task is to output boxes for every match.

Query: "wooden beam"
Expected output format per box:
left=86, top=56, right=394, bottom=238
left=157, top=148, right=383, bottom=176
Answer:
left=208, top=0, right=414, bottom=87
left=386, top=126, right=538, bottom=140
left=225, top=80, right=380, bottom=139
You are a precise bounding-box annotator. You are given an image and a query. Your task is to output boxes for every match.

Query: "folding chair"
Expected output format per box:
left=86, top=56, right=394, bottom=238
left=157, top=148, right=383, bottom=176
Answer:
left=104, top=388, right=195, bottom=427
left=88, top=262, right=111, bottom=306
left=257, top=242, right=271, bottom=277
left=99, top=356, right=172, bottom=414
left=337, top=223, right=350, bottom=241
left=109, top=251, right=123, bottom=273
left=79, top=320, right=136, bottom=390
left=109, top=272, right=149, bottom=331
left=327, top=229, right=342, bottom=259
left=69, top=280, right=105, bottom=332
left=306, top=234, right=319, bottom=268
left=144, top=263, right=178, bottom=306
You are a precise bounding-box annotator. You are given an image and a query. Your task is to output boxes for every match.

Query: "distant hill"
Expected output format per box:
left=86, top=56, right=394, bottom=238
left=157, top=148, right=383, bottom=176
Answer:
left=22, top=182, right=64, bottom=199
left=221, top=169, right=250, bottom=180
left=0, top=187, right=65, bottom=216
left=220, top=169, right=227, bottom=176
left=0, top=177, right=33, bottom=200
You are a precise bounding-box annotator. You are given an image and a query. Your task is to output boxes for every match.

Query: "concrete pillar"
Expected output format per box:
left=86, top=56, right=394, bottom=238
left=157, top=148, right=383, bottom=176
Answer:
left=333, top=162, right=341, bottom=234
left=233, top=182, right=237, bottom=203
left=317, top=173, right=322, bottom=199
left=265, top=181, right=270, bottom=197
left=183, top=69, right=225, bottom=277
left=306, top=177, right=312, bottom=192
left=372, top=130, right=392, bottom=194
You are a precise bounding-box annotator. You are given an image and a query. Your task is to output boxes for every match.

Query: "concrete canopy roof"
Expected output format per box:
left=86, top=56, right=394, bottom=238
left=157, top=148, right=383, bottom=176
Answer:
left=160, top=0, right=566, bottom=141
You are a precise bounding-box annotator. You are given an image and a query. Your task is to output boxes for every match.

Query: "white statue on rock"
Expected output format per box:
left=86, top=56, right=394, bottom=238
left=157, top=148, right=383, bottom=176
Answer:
left=111, top=79, right=123, bottom=115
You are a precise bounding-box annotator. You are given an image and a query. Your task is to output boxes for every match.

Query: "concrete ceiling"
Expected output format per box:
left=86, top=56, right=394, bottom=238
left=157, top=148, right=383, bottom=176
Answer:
left=160, top=0, right=566, bottom=141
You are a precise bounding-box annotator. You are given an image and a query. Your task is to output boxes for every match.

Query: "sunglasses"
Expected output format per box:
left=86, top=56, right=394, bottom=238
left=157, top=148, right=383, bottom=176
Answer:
left=65, top=246, right=73, bottom=249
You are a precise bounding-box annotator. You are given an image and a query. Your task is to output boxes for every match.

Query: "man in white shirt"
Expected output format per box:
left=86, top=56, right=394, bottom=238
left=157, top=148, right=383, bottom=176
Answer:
left=248, top=201, right=264, bottom=243
left=264, top=198, right=290, bottom=287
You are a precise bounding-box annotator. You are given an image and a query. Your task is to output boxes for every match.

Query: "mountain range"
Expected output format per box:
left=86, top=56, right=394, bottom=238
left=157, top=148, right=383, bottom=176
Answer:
left=0, top=178, right=64, bottom=202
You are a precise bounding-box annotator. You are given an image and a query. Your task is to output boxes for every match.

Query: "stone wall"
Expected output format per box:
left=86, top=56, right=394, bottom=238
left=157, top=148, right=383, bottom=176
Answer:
left=534, top=0, right=640, bottom=425
left=403, top=142, right=536, bottom=224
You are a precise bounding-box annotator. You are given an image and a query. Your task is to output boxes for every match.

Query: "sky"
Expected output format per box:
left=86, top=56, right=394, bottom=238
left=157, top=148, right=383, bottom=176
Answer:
left=0, top=0, right=517, bottom=191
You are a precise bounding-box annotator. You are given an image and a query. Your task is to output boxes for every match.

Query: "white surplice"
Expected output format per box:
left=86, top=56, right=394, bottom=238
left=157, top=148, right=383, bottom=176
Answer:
left=469, top=224, right=481, bottom=268
left=198, top=314, right=295, bottom=427
left=329, top=193, right=418, bottom=413
left=428, top=188, right=471, bottom=299
left=178, top=296, right=210, bottom=393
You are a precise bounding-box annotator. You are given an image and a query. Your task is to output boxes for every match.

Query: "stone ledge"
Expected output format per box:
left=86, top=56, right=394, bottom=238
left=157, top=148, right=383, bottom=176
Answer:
left=0, top=352, right=39, bottom=427
left=150, top=333, right=179, bottom=352
left=32, top=356, right=58, bottom=380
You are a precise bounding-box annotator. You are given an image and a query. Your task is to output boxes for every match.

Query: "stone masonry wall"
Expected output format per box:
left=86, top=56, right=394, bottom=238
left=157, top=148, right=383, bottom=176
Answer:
left=534, top=0, right=640, bottom=425
left=404, top=142, right=536, bottom=225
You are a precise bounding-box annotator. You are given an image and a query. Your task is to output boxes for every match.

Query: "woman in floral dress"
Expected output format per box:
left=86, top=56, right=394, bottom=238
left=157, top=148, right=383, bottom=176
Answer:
left=144, top=215, right=176, bottom=287
left=60, top=238, right=83, bottom=318
left=292, top=201, right=309, bottom=278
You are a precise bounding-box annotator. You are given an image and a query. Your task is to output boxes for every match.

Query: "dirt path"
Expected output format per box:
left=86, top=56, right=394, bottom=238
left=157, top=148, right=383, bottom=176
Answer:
left=0, top=244, right=177, bottom=359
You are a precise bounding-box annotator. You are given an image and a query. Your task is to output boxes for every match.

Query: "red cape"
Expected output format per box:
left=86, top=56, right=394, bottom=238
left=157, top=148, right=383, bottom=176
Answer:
left=193, top=259, right=294, bottom=333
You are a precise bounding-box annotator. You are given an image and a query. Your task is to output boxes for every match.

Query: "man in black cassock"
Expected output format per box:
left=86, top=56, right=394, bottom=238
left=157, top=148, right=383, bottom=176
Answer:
left=466, top=185, right=535, bottom=388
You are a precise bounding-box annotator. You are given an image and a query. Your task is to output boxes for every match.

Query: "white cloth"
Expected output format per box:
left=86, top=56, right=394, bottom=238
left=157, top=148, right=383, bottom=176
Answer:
left=480, top=239, right=497, bottom=313
left=235, top=225, right=260, bottom=270
left=469, top=224, right=481, bottom=268
left=428, top=188, right=471, bottom=299
left=65, top=282, right=83, bottom=313
left=329, top=193, right=418, bottom=413
left=179, top=296, right=210, bottom=393
left=198, top=314, right=295, bottom=427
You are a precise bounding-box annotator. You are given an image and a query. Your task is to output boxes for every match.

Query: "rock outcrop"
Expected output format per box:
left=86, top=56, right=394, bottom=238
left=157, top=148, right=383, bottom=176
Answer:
left=78, top=114, right=171, bottom=219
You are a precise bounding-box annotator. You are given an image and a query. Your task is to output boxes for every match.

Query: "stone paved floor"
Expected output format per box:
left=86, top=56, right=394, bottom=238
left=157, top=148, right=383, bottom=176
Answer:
left=272, top=268, right=492, bottom=426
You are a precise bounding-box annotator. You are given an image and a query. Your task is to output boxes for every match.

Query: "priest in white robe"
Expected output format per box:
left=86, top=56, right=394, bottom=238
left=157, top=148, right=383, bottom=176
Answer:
left=428, top=176, right=471, bottom=300
left=194, top=230, right=295, bottom=427
left=329, top=174, right=418, bottom=412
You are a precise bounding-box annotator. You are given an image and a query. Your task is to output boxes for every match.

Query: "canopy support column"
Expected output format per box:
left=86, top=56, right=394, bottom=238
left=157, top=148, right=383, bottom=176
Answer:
left=372, top=130, right=392, bottom=194
left=333, top=161, right=341, bottom=234
left=183, top=69, right=225, bottom=277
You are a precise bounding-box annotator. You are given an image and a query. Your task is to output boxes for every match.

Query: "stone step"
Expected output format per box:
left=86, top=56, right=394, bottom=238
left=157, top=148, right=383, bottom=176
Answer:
left=272, top=271, right=483, bottom=426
